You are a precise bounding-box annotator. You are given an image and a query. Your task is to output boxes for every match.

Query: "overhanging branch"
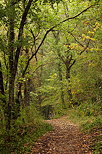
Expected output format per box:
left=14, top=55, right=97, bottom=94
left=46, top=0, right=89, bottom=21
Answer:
left=31, top=3, right=97, bottom=58
left=20, top=2, right=98, bottom=77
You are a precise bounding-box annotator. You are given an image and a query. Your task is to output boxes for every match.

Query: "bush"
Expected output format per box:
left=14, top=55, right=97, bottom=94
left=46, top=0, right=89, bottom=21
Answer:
left=0, top=104, right=53, bottom=154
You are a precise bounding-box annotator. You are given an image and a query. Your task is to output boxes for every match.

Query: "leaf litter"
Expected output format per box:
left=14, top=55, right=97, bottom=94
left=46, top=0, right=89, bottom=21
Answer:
left=31, top=116, right=93, bottom=154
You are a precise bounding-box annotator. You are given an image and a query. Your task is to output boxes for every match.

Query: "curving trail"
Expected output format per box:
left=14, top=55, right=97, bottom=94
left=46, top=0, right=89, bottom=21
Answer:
left=31, top=116, right=92, bottom=154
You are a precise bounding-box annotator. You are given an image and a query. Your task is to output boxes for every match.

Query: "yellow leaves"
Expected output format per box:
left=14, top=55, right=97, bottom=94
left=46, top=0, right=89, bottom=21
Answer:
left=88, top=63, right=96, bottom=67
left=82, top=21, right=101, bottom=41
left=82, top=34, right=95, bottom=41
left=95, top=22, right=100, bottom=26
left=89, top=37, right=96, bottom=41
left=69, top=43, right=78, bottom=49
left=93, top=28, right=96, bottom=32
left=82, top=34, right=89, bottom=40
left=89, top=48, right=100, bottom=51
left=93, top=22, right=100, bottom=31
left=69, top=43, right=83, bottom=50
left=88, top=31, right=94, bottom=35
left=64, top=44, right=69, bottom=47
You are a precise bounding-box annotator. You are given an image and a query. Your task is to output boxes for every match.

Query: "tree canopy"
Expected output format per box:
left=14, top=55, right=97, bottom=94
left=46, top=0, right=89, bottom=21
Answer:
left=0, top=0, right=102, bottom=153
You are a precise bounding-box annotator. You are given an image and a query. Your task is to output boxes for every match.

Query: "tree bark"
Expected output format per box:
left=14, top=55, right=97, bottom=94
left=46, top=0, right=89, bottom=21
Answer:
left=5, top=0, right=33, bottom=132
left=6, top=0, right=15, bottom=132
left=58, top=62, right=66, bottom=108
left=0, top=61, right=4, bottom=96
left=66, top=66, right=72, bottom=100
left=24, top=78, right=31, bottom=107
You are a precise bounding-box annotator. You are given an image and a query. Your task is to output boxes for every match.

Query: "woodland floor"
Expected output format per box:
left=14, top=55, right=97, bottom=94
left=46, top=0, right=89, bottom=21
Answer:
left=31, top=116, right=93, bottom=154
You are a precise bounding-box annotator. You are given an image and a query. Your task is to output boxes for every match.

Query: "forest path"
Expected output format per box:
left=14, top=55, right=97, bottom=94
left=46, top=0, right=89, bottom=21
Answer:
left=31, top=116, right=92, bottom=154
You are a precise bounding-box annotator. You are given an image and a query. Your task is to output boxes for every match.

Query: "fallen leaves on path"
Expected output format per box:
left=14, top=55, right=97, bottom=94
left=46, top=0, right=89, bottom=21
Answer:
left=31, top=116, right=92, bottom=154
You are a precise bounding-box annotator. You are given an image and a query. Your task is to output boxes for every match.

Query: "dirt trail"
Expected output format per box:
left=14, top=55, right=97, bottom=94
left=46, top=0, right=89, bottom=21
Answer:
left=31, top=116, right=92, bottom=154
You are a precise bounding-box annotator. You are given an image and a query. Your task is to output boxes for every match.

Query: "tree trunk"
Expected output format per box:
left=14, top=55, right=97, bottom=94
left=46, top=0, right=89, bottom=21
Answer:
left=58, top=62, right=66, bottom=108
left=52, top=31, right=66, bottom=108
left=15, top=82, right=22, bottom=117
left=6, top=0, right=15, bottom=134
left=0, top=61, right=4, bottom=96
left=24, top=79, right=31, bottom=107
left=0, top=61, right=6, bottom=113
left=66, top=67, right=72, bottom=100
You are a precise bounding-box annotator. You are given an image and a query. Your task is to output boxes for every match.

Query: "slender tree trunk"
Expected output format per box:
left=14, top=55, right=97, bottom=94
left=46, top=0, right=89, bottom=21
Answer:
left=58, top=62, right=66, bottom=108
left=0, top=61, right=6, bottom=113
left=6, top=0, right=33, bottom=132
left=23, top=49, right=31, bottom=107
left=52, top=31, right=66, bottom=107
left=24, top=78, right=31, bottom=107
left=6, top=0, right=15, bottom=133
left=0, top=61, right=4, bottom=96
left=15, top=82, right=22, bottom=116
left=66, top=67, right=72, bottom=100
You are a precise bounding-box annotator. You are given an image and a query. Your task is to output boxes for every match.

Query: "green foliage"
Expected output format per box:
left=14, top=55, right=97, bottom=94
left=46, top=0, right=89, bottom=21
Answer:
left=43, top=0, right=62, bottom=4
left=0, top=104, right=53, bottom=154
left=0, top=4, right=6, bottom=20
left=0, top=122, right=53, bottom=154
left=67, top=103, right=102, bottom=154
left=93, top=141, right=102, bottom=154
left=53, top=103, right=68, bottom=119
left=82, top=117, right=102, bottom=131
left=0, top=0, right=101, bottom=153
left=82, top=117, right=102, bottom=154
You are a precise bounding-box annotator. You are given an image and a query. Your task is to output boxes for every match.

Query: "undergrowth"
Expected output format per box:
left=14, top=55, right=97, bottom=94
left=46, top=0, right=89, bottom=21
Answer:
left=52, top=103, right=68, bottom=119
left=0, top=105, right=53, bottom=154
left=0, top=122, right=53, bottom=154
left=67, top=102, right=102, bottom=154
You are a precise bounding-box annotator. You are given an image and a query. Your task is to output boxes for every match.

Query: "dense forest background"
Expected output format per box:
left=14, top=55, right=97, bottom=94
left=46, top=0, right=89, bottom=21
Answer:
left=0, top=0, right=102, bottom=153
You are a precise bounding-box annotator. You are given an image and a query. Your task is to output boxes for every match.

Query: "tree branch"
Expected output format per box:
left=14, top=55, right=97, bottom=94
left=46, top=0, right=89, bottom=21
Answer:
left=52, top=3, right=97, bottom=29
left=31, top=3, right=96, bottom=58
left=12, top=0, right=21, bottom=5
left=79, top=40, right=90, bottom=55
left=68, top=31, right=84, bottom=47
left=19, top=3, right=97, bottom=77
left=14, top=0, right=33, bottom=76
left=69, top=60, right=76, bottom=69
